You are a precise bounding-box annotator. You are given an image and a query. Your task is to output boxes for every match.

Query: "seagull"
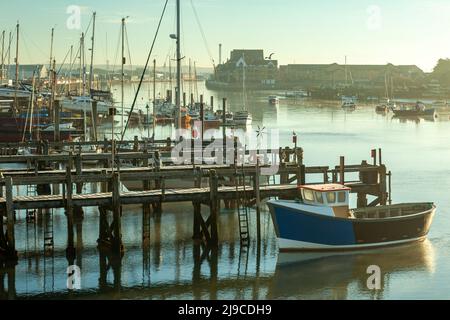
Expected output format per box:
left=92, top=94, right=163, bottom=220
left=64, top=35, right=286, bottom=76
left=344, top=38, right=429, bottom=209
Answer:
left=265, top=53, right=275, bottom=60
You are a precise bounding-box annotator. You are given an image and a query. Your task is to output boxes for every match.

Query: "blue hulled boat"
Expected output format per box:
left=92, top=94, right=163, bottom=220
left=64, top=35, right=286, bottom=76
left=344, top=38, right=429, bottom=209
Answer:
left=267, top=184, right=435, bottom=252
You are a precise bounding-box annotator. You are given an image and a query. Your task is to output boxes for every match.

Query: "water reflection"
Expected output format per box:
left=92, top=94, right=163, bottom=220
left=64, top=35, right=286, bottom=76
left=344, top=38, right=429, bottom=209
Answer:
left=270, top=240, right=435, bottom=299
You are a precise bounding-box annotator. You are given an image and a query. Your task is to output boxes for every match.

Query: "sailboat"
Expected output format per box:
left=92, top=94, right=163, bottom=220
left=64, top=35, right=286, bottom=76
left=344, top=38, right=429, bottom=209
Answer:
left=233, top=54, right=252, bottom=126
left=61, top=13, right=113, bottom=115
left=376, top=73, right=396, bottom=113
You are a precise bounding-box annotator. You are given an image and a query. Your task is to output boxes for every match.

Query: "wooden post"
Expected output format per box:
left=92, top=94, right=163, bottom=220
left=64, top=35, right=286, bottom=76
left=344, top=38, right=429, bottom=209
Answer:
left=388, top=171, right=392, bottom=205
left=193, top=167, right=202, bottom=240
left=112, top=172, right=123, bottom=254
left=340, top=156, right=345, bottom=184
left=210, top=96, right=214, bottom=108
left=209, top=170, right=219, bottom=246
left=5, top=177, right=17, bottom=259
left=222, top=98, right=226, bottom=163
left=296, top=147, right=305, bottom=185
left=75, top=153, right=83, bottom=194
left=54, top=99, right=61, bottom=143
left=379, top=165, right=388, bottom=205
left=91, top=100, right=98, bottom=141
left=65, top=166, right=76, bottom=259
left=200, top=95, right=204, bottom=142
left=133, top=136, right=139, bottom=152
left=378, top=148, right=382, bottom=165
left=254, top=159, right=261, bottom=245
left=183, top=92, right=186, bottom=107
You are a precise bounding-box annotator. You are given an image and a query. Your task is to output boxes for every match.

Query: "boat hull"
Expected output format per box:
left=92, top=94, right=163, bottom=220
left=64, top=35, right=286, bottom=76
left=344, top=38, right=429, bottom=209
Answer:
left=393, top=108, right=436, bottom=117
left=268, top=201, right=435, bottom=252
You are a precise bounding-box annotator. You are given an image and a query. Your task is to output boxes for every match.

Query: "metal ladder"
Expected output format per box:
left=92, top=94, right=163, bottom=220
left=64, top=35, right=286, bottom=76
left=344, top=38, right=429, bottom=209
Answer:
left=44, top=209, right=54, bottom=253
left=235, top=171, right=250, bottom=247
left=25, top=184, right=37, bottom=223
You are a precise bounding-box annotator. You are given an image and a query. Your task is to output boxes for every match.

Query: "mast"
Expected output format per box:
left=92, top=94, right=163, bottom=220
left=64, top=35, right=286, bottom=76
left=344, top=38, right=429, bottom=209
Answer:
left=89, top=12, right=96, bottom=93
left=28, top=70, right=36, bottom=139
left=7, top=32, right=11, bottom=81
left=188, top=58, right=192, bottom=104
left=344, top=55, right=348, bottom=85
left=1, top=31, right=4, bottom=83
left=121, top=17, right=125, bottom=137
left=242, top=53, right=246, bottom=110
left=49, top=27, right=54, bottom=80
left=153, top=59, right=156, bottom=138
left=81, top=32, right=86, bottom=96
left=194, top=61, right=198, bottom=102
left=14, top=22, right=19, bottom=112
left=78, top=35, right=82, bottom=95
left=15, top=22, right=19, bottom=89
left=68, top=45, right=73, bottom=95
left=176, top=0, right=182, bottom=130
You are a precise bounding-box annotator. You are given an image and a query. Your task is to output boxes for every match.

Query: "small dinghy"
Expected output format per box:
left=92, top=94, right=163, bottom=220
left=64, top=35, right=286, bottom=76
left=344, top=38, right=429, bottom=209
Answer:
left=267, top=184, right=435, bottom=252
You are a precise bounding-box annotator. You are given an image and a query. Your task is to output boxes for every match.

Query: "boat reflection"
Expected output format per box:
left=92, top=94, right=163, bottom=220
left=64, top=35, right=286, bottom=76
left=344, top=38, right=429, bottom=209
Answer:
left=270, top=240, right=435, bottom=299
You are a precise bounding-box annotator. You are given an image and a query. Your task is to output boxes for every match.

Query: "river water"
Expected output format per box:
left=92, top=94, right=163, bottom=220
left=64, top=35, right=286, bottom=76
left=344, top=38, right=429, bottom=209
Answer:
left=3, top=82, right=450, bottom=300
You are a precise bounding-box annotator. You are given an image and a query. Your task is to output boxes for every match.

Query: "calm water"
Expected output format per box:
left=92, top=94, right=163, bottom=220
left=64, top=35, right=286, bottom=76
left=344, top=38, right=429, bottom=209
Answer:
left=2, top=82, right=450, bottom=300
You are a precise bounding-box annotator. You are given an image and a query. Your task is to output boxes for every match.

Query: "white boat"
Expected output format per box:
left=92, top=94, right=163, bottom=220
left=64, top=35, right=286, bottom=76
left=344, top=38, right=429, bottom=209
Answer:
left=268, top=95, right=280, bottom=105
left=341, top=96, right=357, bottom=110
left=60, top=96, right=112, bottom=113
left=42, top=122, right=77, bottom=132
left=233, top=110, right=252, bottom=126
left=0, top=85, right=32, bottom=99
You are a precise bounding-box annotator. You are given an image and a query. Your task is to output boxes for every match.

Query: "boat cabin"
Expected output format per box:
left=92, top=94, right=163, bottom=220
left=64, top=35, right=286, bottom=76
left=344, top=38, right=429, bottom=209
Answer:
left=299, top=184, right=353, bottom=218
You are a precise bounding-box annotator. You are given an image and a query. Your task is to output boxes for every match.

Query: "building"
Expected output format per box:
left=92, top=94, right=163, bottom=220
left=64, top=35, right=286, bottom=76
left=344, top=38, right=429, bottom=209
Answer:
left=4, top=65, right=48, bottom=81
left=278, top=63, right=425, bottom=88
left=211, top=49, right=278, bottom=89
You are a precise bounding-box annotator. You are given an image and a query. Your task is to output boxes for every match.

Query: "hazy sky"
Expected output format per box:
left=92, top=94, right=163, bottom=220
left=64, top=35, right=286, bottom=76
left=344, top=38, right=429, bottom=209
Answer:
left=2, top=0, right=450, bottom=72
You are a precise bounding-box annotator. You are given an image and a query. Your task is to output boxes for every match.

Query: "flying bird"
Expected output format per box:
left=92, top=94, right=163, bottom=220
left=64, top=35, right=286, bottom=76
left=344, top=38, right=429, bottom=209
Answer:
left=265, top=53, right=275, bottom=60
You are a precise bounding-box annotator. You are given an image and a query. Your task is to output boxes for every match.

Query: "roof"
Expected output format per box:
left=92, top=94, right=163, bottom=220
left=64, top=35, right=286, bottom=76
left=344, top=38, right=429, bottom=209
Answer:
left=300, top=184, right=351, bottom=192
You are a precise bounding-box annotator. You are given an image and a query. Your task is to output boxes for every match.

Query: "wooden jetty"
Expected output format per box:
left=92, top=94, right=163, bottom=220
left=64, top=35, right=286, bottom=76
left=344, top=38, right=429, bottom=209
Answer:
left=0, top=140, right=391, bottom=264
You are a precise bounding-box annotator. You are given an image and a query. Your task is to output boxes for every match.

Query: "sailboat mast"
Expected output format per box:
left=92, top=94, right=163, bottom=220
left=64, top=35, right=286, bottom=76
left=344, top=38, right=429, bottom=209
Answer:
left=194, top=61, right=198, bottom=102
left=7, top=32, right=11, bottom=81
left=153, top=58, right=156, bottom=138
left=15, top=22, right=19, bottom=90
left=68, top=45, right=73, bottom=95
left=242, top=53, right=246, bottom=110
left=1, top=31, right=4, bottom=83
left=89, top=12, right=96, bottom=93
left=81, top=32, right=86, bottom=96
left=28, top=70, right=36, bottom=138
left=49, top=27, right=54, bottom=80
left=121, top=17, right=125, bottom=136
left=188, top=58, right=192, bottom=104
left=176, top=0, right=181, bottom=130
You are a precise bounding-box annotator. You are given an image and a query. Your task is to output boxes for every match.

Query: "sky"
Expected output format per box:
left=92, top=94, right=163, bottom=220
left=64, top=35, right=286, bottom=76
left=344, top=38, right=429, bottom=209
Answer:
left=2, top=0, right=450, bottom=72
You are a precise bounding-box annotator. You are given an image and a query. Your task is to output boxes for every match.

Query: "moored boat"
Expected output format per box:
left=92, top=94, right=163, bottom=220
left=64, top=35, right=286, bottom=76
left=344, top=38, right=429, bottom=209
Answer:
left=267, top=184, right=435, bottom=251
left=268, top=95, right=280, bottom=105
left=393, top=102, right=436, bottom=118
left=233, top=110, right=252, bottom=126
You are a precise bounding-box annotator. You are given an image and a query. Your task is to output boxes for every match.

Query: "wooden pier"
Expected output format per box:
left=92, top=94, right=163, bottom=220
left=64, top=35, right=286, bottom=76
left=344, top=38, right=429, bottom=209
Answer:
left=0, top=140, right=390, bottom=264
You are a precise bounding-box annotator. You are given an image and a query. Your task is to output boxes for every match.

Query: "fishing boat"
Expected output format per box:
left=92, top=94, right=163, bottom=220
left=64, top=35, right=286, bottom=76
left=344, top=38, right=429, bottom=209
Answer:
left=268, top=95, right=280, bottom=105
left=375, top=104, right=388, bottom=113
left=267, top=184, right=435, bottom=251
left=393, top=102, right=436, bottom=118
left=341, top=96, right=357, bottom=110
